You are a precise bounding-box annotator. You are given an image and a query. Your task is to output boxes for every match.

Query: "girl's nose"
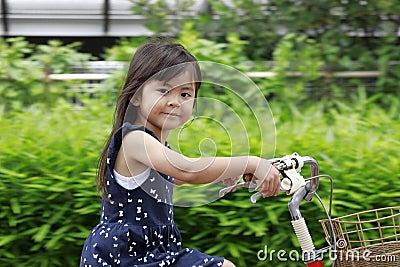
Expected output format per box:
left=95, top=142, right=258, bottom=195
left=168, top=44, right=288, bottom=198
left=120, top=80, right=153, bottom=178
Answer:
left=167, top=94, right=181, bottom=107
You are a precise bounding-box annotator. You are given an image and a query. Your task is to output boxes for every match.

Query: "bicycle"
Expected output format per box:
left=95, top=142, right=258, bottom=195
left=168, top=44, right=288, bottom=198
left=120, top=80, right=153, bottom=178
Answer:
left=219, top=153, right=400, bottom=267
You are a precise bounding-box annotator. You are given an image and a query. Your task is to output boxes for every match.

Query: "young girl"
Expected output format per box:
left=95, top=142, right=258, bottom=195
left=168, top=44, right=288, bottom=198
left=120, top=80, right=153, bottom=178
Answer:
left=80, top=41, right=280, bottom=267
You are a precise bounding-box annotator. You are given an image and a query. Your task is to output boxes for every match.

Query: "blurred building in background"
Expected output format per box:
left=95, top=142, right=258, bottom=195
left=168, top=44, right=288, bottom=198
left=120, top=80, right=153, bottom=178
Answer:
left=0, top=0, right=208, bottom=56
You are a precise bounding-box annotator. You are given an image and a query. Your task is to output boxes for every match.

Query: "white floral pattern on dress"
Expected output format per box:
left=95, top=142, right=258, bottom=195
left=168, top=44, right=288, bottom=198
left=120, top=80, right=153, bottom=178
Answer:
left=80, top=123, right=225, bottom=267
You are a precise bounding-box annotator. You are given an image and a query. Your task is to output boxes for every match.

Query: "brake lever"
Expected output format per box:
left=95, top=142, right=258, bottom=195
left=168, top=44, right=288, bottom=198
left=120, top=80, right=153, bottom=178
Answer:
left=219, top=153, right=307, bottom=203
left=250, top=191, right=264, bottom=204
left=219, top=181, right=286, bottom=204
left=219, top=173, right=305, bottom=204
left=219, top=181, right=258, bottom=198
left=249, top=170, right=306, bottom=204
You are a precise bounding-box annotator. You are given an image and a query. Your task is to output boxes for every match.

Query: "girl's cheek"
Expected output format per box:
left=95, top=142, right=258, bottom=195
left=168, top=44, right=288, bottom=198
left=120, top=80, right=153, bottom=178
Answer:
left=183, top=102, right=194, bottom=113
left=183, top=99, right=195, bottom=108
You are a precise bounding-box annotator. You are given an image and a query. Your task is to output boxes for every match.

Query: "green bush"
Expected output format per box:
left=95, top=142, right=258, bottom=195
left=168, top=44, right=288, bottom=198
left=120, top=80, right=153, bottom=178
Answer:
left=0, top=101, right=112, bottom=266
left=133, top=0, right=400, bottom=109
left=0, top=21, right=399, bottom=267
left=174, top=96, right=400, bottom=266
left=0, top=37, right=92, bottom=114
left=1, top=95, right=399, bottom=266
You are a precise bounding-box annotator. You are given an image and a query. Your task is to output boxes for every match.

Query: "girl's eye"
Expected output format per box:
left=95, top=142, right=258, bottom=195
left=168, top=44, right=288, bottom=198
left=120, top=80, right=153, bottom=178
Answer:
left=159, top=88, right=169, bottom=94
left=181, top=92, right=192, bottom=98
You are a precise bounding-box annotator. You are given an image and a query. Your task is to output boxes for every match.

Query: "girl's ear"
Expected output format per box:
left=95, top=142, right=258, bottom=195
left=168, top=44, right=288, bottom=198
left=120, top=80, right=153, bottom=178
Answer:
left=130, top=96, right=140, bottom=107
left=130, top=86, right=143, bottom=107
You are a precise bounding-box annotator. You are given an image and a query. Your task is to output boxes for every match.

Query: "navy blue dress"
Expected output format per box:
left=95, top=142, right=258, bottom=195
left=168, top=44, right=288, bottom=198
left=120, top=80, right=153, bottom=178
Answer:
left=80, top=123, right=225, bottom=267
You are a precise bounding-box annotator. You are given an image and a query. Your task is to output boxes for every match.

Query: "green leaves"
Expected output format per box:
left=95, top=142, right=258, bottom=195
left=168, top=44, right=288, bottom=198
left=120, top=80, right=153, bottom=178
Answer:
left=9, top=198, right=21, bottom=214
left=0, top=37, right=93, bottom=113
left=174, top=100, right=400, bottom=266
left=0, top=14, right=398, bottom=266
left=0, top=104, right=111, bottom=266
left=1, top=85, right=399, bottom=266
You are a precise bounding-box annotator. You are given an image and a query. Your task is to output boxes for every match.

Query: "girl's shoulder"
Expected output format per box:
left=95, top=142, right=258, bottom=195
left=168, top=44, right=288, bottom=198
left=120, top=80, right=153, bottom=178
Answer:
left=108, top=123, right=154, bottom=169
left=120, top=122, right=158, bottom=141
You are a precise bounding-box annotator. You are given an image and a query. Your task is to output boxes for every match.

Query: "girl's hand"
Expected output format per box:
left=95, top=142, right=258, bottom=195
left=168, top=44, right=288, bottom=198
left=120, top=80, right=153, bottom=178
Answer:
left=222, top=175, right=241, bottom=192
left=222, top=176, right=241, bottom=187
left=253, top=158, right=281, bottom=198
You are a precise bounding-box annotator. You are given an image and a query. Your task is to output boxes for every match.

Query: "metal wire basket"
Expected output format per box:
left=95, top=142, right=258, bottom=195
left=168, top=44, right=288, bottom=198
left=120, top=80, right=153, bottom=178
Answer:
left=320, top=206, right=400, bottom=267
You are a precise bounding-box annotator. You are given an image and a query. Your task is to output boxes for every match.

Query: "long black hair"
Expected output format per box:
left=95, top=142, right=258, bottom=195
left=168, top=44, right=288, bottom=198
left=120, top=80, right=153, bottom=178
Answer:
left=97, top=41, right=201, bottom=195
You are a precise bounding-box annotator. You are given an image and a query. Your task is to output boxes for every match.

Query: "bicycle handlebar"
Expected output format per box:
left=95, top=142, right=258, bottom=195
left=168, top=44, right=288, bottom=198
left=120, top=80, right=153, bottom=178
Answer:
left=219, top=153, right=320, bottom=206
left=302, top=156, right=320, bottom=201
left=219, top=153, right=328, bottom=266
left=269, top=154, right=319, bottom=201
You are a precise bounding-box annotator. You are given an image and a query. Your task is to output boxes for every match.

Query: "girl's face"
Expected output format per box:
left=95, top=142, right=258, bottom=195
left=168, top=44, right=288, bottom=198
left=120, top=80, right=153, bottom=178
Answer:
left=132, top=71, right=196, bottom=135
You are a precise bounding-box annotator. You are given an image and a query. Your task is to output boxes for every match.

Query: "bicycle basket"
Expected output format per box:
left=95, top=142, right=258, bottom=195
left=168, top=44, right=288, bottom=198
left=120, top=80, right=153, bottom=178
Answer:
left=320, top=206, right=400, bottom=267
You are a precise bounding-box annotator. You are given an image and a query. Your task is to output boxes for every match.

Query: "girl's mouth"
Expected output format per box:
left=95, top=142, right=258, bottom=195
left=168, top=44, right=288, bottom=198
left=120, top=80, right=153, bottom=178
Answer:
left=162, top=112, right=179, bottom=117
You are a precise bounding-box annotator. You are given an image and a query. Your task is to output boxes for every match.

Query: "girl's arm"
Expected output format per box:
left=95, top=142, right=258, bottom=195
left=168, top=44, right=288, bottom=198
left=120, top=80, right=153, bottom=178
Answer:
left=123, top=130, right=280, bottom=196
left=173, top=179, right=186, bottom=186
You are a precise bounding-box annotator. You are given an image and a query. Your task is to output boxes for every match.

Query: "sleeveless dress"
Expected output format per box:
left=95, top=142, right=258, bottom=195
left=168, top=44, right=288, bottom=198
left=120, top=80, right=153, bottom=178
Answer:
left=80, top=122, right=225, bottom=267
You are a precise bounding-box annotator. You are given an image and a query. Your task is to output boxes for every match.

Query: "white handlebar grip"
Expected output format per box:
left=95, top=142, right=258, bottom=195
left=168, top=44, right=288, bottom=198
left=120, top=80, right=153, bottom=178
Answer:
left=281, top=178, right=292, bottom=191
left=291, top=218, right=315, bottom=252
